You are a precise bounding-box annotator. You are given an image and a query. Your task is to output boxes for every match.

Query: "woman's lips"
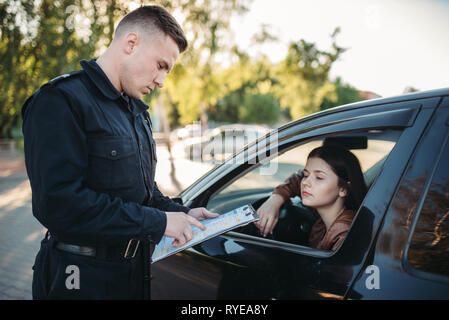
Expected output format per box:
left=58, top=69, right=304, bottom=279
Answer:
left=302, top=191, right=312, bottom=197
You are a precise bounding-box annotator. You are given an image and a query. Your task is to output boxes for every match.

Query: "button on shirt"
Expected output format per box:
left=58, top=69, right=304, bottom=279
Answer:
left=22, top=59, right=190, bottom=246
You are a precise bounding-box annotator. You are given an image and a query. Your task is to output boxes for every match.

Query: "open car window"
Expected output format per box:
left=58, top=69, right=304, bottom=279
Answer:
left=206, top=129, right=403, bottom=252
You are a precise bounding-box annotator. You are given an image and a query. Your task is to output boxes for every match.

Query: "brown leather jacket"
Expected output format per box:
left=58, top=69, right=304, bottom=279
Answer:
left=307, top=210, right=354, bottom=251
left=273, top=173, right=354, bottom=251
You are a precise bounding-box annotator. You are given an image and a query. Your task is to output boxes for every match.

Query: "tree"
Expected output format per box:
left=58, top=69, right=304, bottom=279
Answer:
left=403, top=86, right=419, bottom=94
left=1, top=0, right=354, bottom=137
left=151, top=0, right=251, bottom=128
left=239, top=89, right=280, bottom=125
left=320, top=77, right=361, bottom=111
left=208, top=53, right=280, bottom=125
left=274, top=27, right=346, bottom=119
left=0, top=0, right=127, bottom=138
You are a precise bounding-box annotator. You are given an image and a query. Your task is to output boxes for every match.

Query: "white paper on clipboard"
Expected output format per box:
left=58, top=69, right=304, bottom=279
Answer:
left=151, top=204, right=259, bottom=263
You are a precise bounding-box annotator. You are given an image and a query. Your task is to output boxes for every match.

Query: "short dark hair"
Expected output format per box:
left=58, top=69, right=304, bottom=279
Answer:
left=115, top=5, right=188, bottom=53
left=307, top=145, right=367, bottom=211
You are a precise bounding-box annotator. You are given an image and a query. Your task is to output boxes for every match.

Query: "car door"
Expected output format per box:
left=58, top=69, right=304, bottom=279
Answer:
left=346, top=97, right=449, bottom=299
left=151, top=96, right=441, bottom=299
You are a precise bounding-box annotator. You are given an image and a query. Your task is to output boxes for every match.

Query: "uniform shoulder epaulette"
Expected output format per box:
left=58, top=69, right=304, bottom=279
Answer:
left=48, top=70, right=83, bottom=85
left=23, top=70, right=84, bottom=115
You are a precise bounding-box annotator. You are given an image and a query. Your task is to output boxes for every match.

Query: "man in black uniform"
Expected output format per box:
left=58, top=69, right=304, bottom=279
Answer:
left=22, top=5, right=218, bottom=299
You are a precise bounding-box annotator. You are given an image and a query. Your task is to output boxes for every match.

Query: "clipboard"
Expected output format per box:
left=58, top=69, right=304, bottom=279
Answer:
left=151, top=204, right=259, bottom=263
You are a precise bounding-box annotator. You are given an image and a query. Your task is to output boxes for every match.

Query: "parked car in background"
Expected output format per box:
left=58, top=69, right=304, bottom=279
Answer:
left=183, top=124, right=270, bottom=162
left=176, top=123, right=203, bottom=141
left=151, top=88, right=449, bottom=299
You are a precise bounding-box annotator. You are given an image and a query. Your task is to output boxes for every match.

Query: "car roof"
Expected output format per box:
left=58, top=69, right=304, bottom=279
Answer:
left=278, top=87, right=449, bottom=132
left=180, top=87, right=449, bottom=200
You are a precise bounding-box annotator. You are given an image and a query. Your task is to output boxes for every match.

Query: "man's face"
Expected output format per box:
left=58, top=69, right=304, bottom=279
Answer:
left=119, top=32, right=179, bottom=100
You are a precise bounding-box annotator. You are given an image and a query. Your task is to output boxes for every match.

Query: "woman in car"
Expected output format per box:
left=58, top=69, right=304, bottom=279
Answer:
left=255, top=145, right=367, bottom=251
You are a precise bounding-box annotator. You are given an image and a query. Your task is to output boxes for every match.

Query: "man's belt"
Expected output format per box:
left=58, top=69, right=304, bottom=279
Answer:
left=55, top=239, right=140, bottom=260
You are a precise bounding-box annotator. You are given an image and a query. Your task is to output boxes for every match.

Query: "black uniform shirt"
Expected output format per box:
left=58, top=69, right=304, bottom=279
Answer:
left=22, top=59, right=190, bottom=246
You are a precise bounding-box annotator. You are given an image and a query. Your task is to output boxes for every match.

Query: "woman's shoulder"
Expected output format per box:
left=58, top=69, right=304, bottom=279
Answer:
left=329, top=210, right=355, bottom=235
left=335, top=210, right=355, bottom=225
left=326, top=210, right=356, bottom=251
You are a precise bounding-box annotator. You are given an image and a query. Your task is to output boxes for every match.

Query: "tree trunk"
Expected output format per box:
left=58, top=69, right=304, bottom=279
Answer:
left=157, top=97, right=172, bottom=160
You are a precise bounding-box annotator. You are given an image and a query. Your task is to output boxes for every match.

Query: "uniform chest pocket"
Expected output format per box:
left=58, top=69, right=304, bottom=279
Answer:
left=87, top=136, right=138, bottom=190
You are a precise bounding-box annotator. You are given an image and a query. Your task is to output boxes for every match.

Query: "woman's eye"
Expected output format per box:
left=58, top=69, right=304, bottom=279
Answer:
left=316, top=176, right=324, bottom=180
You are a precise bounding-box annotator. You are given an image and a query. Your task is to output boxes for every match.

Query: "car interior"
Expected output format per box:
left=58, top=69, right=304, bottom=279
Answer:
left=206, top=129, right=402, bottom=250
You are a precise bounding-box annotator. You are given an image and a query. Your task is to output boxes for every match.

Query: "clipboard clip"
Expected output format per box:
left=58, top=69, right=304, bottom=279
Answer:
left=244, top=205, right=256, bottom=216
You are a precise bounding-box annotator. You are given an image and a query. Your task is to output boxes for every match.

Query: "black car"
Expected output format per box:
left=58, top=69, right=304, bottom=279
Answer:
left=151, top=88, right=449, bottom=300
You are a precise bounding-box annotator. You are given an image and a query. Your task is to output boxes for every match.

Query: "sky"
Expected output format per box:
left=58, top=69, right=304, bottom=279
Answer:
left=229, top=0, right=449, bottom=98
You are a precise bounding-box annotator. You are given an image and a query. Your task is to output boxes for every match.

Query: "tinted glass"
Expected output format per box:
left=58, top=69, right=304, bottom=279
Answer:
left=407, top=139, right=449, bottom=277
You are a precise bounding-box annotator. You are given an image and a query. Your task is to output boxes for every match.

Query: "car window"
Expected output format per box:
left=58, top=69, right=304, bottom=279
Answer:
left=406, top=138, right=449, bottom=278
left=207, top=129, right=402, bottom=251
left=200, top=127, right=268, bottom=162
left=218, top=130, right=398, bottom=195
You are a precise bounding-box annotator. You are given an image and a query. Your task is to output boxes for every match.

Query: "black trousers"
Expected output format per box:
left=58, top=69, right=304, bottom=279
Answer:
left=32, top=236, right=146, bottom=300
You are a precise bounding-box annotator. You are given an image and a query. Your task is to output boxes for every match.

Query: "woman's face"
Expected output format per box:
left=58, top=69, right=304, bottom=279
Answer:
left=300, top=157, right=347, bottom=210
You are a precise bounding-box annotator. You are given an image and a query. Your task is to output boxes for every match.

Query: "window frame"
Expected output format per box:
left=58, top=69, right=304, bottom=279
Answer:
left=403, top=129, right=449, bottom=285
left=217, top=128, right=404, bottom=258
left=183, top=100, right=431, bottom=260
left=182, top=102, right=421, bottom=204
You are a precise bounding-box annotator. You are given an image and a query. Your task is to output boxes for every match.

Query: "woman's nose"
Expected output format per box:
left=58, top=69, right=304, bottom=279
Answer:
left=302, top=175, right=311, bottom=187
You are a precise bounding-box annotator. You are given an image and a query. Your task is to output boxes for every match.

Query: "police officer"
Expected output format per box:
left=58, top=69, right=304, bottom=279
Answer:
left=22, top=5, right=218, bottom=299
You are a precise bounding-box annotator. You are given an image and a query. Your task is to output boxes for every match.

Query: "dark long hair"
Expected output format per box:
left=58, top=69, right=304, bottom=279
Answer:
left=306, top=145, right=367, bottom=211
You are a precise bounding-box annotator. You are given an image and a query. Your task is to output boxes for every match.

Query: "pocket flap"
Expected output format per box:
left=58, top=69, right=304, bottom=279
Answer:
left=87, top=136, right=135, bottom=160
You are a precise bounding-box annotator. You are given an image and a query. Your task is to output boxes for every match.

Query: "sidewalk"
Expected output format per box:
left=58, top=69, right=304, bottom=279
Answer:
left=0, top=151, right=27, bottom=179
left=0, top=143, right=213, bottom=299
left=0, top=151, right=39, bottom=299
left=154, top=142, right=214, bottom=196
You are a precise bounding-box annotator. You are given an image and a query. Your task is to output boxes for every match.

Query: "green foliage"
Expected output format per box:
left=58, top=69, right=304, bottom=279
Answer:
left=210, top=90, right=242, bottom=123
left=0, top=0, right=127, bottom=137
left=274, top=28, right=346, bottom=119
left=0, top=0, right=362, bottom=136
left=208, top=54, right=280, bottom=125
left=239, top=90, right=280, bottom=125
left=320, top=77, right=362, bottom=110
left=152, top=0, right=251, bottom=126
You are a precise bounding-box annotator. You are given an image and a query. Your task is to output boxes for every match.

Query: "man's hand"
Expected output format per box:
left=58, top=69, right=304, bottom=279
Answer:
left=187, top=207, right=219, bottom=221
left=164, top=211, right=206, bottom=247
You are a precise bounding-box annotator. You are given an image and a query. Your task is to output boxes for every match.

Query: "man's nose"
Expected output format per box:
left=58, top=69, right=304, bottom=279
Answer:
left=154, top=72, right=166, bottom=88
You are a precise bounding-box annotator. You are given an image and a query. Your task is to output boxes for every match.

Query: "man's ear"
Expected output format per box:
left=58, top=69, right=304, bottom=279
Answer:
left=123, top=32, right=139, bottom=54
